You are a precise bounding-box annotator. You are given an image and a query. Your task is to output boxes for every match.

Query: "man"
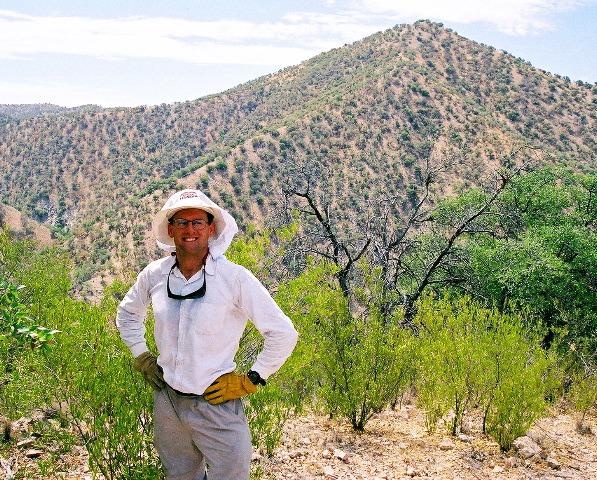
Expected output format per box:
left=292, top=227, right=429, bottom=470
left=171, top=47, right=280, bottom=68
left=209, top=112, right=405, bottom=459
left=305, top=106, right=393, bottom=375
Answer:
left=116, top=189, right=298, bottom=480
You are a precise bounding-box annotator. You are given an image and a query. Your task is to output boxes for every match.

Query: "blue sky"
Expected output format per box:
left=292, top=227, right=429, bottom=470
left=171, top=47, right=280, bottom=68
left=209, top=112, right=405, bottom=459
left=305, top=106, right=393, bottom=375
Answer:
left=0, top=0, right=595, bottom=107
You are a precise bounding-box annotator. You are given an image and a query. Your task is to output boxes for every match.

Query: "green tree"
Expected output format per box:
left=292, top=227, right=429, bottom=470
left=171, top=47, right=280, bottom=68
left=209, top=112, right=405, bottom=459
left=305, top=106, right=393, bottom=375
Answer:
left=458, top=169, right=596, bottom=351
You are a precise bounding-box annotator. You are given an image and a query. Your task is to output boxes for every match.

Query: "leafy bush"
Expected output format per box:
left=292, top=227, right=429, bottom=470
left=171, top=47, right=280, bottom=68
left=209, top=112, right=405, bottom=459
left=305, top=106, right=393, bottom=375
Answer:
left=0, top=279, right=60, bottom=353
left=0, top=233, right=162, bottom=478
left=569, top=372, right=596, bottom=432
left=244, top=384, right=292, bottom=457
left=415, top=295, right=558, bottom=449
left=0, top=232, right=62, bottom=417
left=461, top=169, right=597, bottom=352
left=567, top=346, right=597, bottom=433
left=276, top=261, right=416, bottom=431
left=44, top=287, right=162, bottom=479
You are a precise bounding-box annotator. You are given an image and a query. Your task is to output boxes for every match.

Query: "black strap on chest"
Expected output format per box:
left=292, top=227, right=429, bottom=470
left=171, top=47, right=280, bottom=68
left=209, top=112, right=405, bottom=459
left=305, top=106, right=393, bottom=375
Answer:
left=167, top=260, right=207, bottom=300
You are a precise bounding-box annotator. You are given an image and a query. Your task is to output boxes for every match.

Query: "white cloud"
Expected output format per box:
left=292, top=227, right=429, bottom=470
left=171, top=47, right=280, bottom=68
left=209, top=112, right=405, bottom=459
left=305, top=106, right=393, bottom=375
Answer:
left=0, top=9, right=381, bottom=66
left=1, top=1, right=590, bottom=69
left=355, top=0, right=590, bottom=35
left=0, top=2, right=592, bottom=106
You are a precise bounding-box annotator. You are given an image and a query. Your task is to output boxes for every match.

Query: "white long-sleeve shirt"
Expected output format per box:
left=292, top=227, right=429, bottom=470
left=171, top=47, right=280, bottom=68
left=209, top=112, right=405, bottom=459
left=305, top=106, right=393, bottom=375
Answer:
left=116, top=253, right=298, bottom=395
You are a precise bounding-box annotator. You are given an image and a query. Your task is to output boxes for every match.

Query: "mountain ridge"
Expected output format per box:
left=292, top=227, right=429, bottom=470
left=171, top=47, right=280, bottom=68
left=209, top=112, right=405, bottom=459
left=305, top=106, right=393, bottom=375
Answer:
left=0, top=20, right=594, bottom=291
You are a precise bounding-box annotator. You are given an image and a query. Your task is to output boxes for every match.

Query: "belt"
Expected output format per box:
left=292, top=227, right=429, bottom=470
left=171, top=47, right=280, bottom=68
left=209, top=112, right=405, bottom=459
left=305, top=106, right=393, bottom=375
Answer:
left=167, top=384, right=203, bottom=398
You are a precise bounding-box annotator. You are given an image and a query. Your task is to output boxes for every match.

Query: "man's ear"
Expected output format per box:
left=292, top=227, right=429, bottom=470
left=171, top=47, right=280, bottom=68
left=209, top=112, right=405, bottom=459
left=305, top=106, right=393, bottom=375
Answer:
left=167, top=223, right=174, bottom=238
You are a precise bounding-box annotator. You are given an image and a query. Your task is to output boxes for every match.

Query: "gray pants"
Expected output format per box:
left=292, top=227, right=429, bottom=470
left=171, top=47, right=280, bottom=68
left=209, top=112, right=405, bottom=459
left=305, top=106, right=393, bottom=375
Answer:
left=154, top=386, right=252, bottom=480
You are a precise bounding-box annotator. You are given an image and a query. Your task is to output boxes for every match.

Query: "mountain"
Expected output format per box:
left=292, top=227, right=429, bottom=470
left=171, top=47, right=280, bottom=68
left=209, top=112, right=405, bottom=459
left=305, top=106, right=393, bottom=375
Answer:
left=0, top=103, right=101, bottom=121
left=0, top=20, right=594, bottom=289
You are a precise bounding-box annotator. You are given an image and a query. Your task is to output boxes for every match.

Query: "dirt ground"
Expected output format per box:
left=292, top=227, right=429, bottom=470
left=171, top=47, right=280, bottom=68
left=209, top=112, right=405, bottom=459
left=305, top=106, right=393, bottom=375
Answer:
left=254, top=401, right=596, bottom=480
left=2, top=401, right=595, bottom=479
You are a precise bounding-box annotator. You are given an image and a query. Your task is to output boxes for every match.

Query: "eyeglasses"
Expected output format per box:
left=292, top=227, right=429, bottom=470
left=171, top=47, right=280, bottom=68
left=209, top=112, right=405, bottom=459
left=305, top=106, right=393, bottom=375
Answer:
left=169, top=218, right=210, bottom=230
left=167, top=261, right=206, bottom=300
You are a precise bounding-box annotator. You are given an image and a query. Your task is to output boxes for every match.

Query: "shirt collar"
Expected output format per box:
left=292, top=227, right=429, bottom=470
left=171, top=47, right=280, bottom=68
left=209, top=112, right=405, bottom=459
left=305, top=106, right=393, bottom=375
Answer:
left=160, top=252, right=216, bottom=276
left=160, top=254, right=177, bottom=275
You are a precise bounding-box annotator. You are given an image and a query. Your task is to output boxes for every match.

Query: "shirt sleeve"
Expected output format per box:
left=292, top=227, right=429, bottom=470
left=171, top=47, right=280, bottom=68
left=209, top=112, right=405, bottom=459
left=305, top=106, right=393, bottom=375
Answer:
left=115, top=266, right=152, bottom=358
left=237, top=267, right=298, bottom=379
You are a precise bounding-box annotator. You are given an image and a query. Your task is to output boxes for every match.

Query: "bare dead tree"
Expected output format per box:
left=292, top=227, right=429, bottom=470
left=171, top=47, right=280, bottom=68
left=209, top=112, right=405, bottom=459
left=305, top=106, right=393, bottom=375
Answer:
left=371, top=156, right=440, bottom=322
left=280, top=146, right=538, bottom=328
left=281, top=170, right=370, bottom=296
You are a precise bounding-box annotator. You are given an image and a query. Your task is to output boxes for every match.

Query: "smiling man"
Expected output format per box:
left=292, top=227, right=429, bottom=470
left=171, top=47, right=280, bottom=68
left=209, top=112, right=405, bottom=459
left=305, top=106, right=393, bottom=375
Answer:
left=116, top=189, right=298, bottom=480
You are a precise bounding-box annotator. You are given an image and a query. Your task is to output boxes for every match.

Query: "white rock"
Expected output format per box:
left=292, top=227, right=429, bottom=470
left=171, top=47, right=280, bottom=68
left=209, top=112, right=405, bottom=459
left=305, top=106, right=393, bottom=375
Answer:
left=493, top=465, right=504, bottom=473
left=458, top=434, right=473, bottom=443
left=16, top=438, right=35, bottom=448
left=333, top=448, right=347, bottom=461
left=322, top=449, right=331, bottom=458
left=398, top=442, right=408, bottom=449
left=251, top=452, right=262, bottom=461
left=547, top=456, right=561, bottom=470
left=288, top=450, right=301, bottom=458
left=513, top=436, right=542, bottom=459
left=300, top=436, right=311, bottom=445
left=323, top=465, right=335, bottom=477
left=439, top=438, right=455, bottom=450
left=406, top=466, right=419, bottom=476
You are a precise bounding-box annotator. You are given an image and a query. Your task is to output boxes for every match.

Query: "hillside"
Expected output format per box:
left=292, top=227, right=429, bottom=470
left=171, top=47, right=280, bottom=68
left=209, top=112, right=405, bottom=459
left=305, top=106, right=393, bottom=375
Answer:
left=0, top=20, right=594, bottom=289
left=0, top=103, right=101, bottom=121
left=0, top=203, right=52, bottom=245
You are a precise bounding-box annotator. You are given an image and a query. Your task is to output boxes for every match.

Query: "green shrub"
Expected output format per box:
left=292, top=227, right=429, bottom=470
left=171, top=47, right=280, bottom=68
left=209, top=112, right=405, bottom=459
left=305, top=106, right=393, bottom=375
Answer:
left=0, top=279, right=60, bottom=353
left=244, top=385, right=292, bottom=456
left=276, top=261, right=416, bottom=431
left=568, top=346, right=597, bottom=433
left=415, top=295, right=557, bottom=449
left=416, top=295, right=488, bottom=434
left=0, top=233, right=162, bottom=478
left=0, top=270, right=60, bottom=417
left=484, top=349, right=556, bottom=450
left=40, top=283, right=163, bottom=479
left=570, top=373, right=596, bottom=431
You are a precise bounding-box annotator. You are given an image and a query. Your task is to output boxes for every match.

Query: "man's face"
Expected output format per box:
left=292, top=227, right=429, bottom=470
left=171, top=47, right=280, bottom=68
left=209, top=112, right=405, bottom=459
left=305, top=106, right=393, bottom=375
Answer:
left=167, top=208, right=216, bottom=256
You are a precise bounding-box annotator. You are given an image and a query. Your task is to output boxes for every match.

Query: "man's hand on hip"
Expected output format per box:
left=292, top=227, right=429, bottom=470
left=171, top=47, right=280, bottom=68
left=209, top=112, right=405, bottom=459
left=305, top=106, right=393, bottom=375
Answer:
left=203, top=372, right=257, bottom=405
left=133, top=351, right=165, bottom=391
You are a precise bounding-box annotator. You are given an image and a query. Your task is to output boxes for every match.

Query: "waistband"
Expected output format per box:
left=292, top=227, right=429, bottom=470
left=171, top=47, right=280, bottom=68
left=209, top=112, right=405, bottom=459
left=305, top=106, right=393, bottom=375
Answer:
left=167, top=383, right=203, bottom=398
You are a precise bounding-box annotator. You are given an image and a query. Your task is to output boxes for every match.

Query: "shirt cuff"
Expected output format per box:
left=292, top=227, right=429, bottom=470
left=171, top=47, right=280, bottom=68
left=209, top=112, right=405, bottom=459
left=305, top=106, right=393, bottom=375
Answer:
left=249, top=364, right=270, bottom=380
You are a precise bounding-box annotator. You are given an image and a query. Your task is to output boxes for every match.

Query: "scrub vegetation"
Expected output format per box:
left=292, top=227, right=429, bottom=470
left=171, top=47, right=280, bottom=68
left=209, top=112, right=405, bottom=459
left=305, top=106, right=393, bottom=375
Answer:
left=0, top=165, right=594, bottom=478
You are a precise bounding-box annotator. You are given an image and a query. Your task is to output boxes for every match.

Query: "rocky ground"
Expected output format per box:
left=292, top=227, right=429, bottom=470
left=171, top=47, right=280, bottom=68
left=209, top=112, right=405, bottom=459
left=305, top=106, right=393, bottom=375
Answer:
left=254, top=400, right=595, bottom=480
left=1, top=401, right=594, bottom=479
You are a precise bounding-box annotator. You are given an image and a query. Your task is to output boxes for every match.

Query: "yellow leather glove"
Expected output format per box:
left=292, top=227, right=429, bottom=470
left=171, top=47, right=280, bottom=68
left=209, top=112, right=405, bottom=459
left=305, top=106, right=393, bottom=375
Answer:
left=133, top=351, right=165, bottom=391
left=203, top=372, right=257, bottom=405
